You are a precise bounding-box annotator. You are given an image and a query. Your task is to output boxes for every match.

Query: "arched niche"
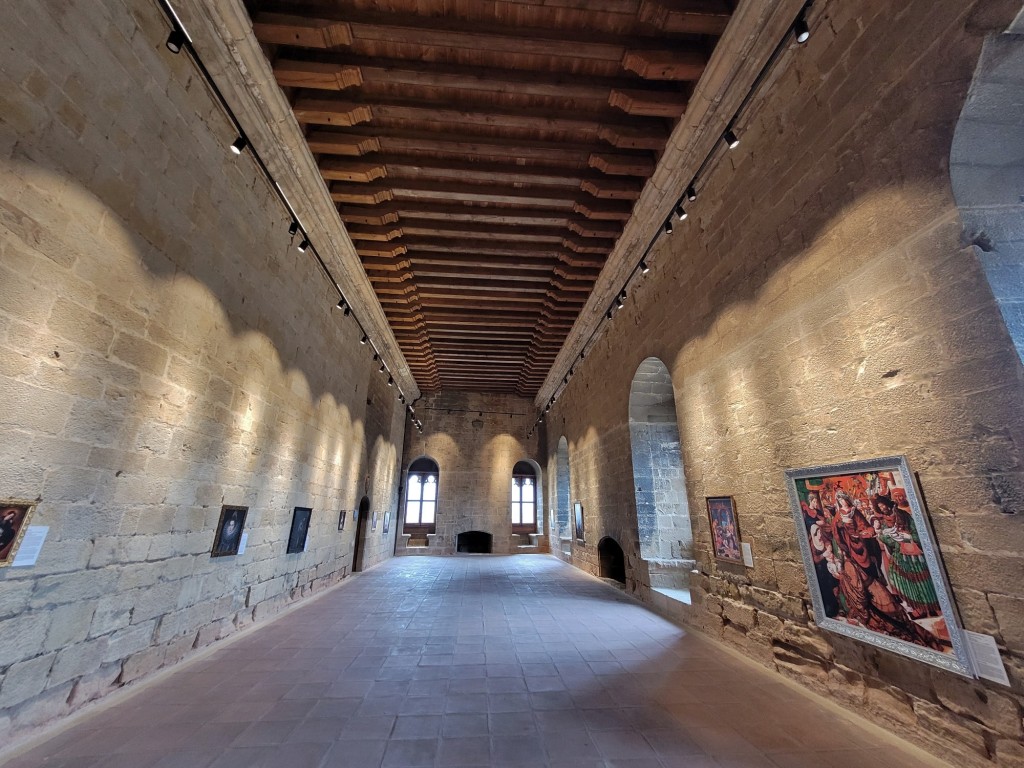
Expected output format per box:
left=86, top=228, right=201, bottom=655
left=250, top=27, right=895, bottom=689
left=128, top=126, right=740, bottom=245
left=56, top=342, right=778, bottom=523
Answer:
left=628, top=357, right=694, bottom=589
left=555, top=437, right=571, bottom=540
left=951, top=24, right=1024, bottom=360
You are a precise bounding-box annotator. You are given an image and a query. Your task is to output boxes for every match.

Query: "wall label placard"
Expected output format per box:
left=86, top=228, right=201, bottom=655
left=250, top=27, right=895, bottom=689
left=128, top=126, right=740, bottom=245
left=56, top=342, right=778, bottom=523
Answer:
left=12, top=526, right=48, bottom=567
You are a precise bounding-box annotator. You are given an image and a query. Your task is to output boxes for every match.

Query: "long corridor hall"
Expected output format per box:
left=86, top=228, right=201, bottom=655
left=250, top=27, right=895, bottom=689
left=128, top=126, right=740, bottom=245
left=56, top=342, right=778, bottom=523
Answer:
left=5, top=556, right=948, bottom=768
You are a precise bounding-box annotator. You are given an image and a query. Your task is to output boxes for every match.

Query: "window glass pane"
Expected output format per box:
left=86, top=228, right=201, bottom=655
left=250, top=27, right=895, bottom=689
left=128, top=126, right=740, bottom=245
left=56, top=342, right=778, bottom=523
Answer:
left=424, top=475, right=437, bottom=501
left=523, top=502, right=535, bottom=524
left=511, top=482, right=521, bottom=504
left=510, top=503, right=520, bottom=525
left=408, top=474, right=422, bottom=501
left=421, top=501, right=435, bottom=523
left=523, top=478, right=533, bottom=489
left=406, top=500, right=420, bottom=523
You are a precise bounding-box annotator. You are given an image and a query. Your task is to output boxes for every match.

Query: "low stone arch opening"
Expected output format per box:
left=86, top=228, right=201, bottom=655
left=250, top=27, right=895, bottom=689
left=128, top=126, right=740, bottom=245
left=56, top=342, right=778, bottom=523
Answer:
left=598, top=537, right=626, bottom=585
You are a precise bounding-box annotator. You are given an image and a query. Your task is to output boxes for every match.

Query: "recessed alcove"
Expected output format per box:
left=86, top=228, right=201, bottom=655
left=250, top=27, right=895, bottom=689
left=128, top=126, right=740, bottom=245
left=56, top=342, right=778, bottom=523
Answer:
left=456, top=530, right=492, bottom=553
left=598, top=537, right=626, bottom=585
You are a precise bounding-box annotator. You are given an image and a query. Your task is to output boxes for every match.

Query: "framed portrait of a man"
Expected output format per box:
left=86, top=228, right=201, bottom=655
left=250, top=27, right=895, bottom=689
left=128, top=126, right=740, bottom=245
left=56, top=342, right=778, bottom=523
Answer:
left=785, top=456, right=972, bottom=677
left=212, top=505, right=247, bottom=558
left=0, top=500, right=37, bottom=567
left=287, top=507, right=312, bottom=554
left=338, top=510, right=347, bottom=531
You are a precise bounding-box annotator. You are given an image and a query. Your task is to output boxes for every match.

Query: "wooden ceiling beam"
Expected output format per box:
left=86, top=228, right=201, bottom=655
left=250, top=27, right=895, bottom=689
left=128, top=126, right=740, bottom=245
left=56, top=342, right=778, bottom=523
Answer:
left=255, top=8, right=716, bottom=64
left=330, top=179, right=585, bottom=208
left=316, top=128, right=656, bottom=170
left=294, top=95, right=670, bottom=139
left=638, top=0, right=732, bottom=36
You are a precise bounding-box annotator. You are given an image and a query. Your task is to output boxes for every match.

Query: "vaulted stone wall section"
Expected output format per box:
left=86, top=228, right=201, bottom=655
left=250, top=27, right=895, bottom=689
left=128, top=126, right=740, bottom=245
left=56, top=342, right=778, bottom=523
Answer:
left=0, top=0, right=405, bottom=738
left=545, top=1, right=1024, bottom=765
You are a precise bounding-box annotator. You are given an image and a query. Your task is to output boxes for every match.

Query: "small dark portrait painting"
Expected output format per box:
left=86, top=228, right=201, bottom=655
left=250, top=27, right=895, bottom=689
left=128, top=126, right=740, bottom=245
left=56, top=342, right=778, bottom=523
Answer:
left=573, top=501, right=585, bottom=543
left=383, top=511, right=391, bottom=534
left=372, top=510, right=379, bottom=530
left=0, top=500, right=36, bottom=567
left=338, top=509, right=347, bottom=531
left=288, top=507, right=313, bottom=554
left=212, top=505, right=247, bottom=558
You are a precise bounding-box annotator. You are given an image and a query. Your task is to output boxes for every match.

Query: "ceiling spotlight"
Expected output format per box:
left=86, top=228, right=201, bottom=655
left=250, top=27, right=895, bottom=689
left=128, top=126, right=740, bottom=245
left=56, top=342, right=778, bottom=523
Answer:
left=615, top=294, right=624, bottom=310
left=545, top=404, right=551, bottom=413
left=606, top=309, right=613, bottom=320
left=563, top=375, right=568, bottom=385
left=674, top=203, right=688, bottom=221
left=373, top=353, right=379, bottom=362
left=387, top=376, right=394, bottom=387
left=580, top=349, right=586, bottom=360
left=343, top=305, right=351, bottom=317
left=686, top=186, right=697, bottom=202
left=360, top=334, right=368, bottom=345
left=288, top=221, right=299, bottom=237
left=640, top=259, right=650, bottom=274
left=230, top=135, right=248, bottom=155
left=297, top=238, right=310, bottom=252
left=335, top=299, right=345, bottom=310
left=794, top=9, right=810, bottom=43
left=723, top=127, right=740, bottom=149
left=663, top=218, right=673, bottom=235
left=399, top=395, right=405, bottom=404
left=379, top=363, right=386, bottom=373
left=569, top=366, right=575, bottom=376
left=538, top=415, right=544, bottom=423
left=166, top=28, right=187, bottom=54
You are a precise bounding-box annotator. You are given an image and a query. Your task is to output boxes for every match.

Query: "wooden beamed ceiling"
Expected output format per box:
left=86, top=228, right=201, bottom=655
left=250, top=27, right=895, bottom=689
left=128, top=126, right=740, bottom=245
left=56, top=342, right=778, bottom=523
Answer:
left=248, top=0, right=733, bottom=396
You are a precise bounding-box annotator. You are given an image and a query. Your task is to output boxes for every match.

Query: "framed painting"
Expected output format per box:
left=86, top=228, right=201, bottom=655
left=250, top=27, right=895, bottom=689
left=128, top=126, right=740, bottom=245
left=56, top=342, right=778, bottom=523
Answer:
left=372, top=510, right=379, bottom=531
left=383, top=511, right=391, bottom=534
left=785, top=456, right=972, bottom=677
left=706, top=496, right=742, bottom=564
left=212, top=505, right=247, bottom=558
left=0, top=500, right=37, bottom=567
left=287, top=507, right=312, bottom=553
left=573, top=501, right=584, bottom=542
left=338, top=510, right=347, bottom=531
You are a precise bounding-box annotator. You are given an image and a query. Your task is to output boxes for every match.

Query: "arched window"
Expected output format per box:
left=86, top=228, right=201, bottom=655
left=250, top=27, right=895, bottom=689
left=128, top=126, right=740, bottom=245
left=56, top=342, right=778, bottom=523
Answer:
left=511, top=460, right=537, bottom=534
left=404, top=457, right=438, bottom=533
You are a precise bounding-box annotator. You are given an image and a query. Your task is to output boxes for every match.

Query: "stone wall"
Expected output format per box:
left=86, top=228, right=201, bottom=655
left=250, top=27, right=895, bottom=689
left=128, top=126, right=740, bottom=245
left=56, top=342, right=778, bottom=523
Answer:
left=399, top=392, right=544, bottom=555
left=0, top=0, right=405, bottom=740
left=544, top=1, right=1024, bottom=765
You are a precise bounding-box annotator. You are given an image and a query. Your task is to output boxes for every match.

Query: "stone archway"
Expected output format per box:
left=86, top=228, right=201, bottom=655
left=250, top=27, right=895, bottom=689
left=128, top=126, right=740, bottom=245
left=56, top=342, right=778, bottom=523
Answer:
left=628, top=358, right=694, bottom=590
left=951, top=21, right=1024, bottom=360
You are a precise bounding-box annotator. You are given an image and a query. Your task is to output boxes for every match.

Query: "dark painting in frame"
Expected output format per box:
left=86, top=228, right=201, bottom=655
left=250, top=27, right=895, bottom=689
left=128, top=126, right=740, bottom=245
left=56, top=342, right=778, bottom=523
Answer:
left=288, top=507, right=312, bottom=554
left=0, top=499, right=37, bottom=567
left=372, top=510, right=379, bottom=530
left=785, top=455, right=972, bottom=677
left=573, top=501, right=584, bottom=543
left=338, top=509, right=347, bottom=531
left=383, top=511, right=391, bottom=534
left=212, top=505, right=247, bottom=558
left=706, top=496, right=742, bottom=564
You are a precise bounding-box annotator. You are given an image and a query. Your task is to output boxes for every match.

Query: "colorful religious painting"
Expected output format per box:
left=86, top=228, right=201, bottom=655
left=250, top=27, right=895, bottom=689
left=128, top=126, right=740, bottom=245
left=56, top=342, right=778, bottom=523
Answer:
left=287, top=507, right=312, bottom=554
left=785, top=456, right=972, bottom=676
left=338, top=510, right=347, bottom=531
left=706, top=496, right=742, bottom=564
left=0, top=500, right=37, bottom=567
left=573, top=501, right=584, bottom=542
left=212, top=505, right=247, bottom=558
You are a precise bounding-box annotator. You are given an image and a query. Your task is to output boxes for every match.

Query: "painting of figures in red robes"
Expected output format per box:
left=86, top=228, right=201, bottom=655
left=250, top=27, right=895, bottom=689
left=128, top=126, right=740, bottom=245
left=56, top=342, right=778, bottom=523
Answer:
left=785, top=456, right=973, bottom=677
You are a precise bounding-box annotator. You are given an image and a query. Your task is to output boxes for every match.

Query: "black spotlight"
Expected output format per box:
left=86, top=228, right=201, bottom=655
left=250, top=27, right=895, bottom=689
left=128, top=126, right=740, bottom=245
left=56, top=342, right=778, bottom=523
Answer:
left=387, top=376, right=394, bottom=387
left=399, top=395, right=405, bottom=404
left=686, top=185, right=697, bottom=202
left=794, top=9, right=810, bottom=43
left=288, top=221, right=299, bottom=237
left=663, top=218, right=673, bottom=235
left=343, top=305, right=351, bottom=317
left=335, top=299, right=345, bottom=310
left=674, top=203, right=688, bottom=221
left=166, top=28, right=187, bottom=54
left=615, top=295, right=624, bottom=310
left=373, top=353, right=379, bottom=362
left=297, top=238, right=310, bottom=252
left=360, top=335, right=368, bottom=345
left=379, top=363, right=386, bottom=373
left=640, top=259, right=650, bottom=274
left=606, top=309, right=613, bottom=320
left=723, top=127, right=740, bottom=149
left=230, top=135, right=248, bottom=155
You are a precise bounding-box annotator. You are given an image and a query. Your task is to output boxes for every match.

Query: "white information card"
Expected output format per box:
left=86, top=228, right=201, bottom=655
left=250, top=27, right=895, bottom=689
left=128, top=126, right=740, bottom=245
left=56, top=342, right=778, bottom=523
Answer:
left=740, top=541, right=754, bottom=568
left=965, top=630, right=1010, bottom=686
left=11, top=526, right=48, bottom=567
left=237, top=532, right=249, bottom=555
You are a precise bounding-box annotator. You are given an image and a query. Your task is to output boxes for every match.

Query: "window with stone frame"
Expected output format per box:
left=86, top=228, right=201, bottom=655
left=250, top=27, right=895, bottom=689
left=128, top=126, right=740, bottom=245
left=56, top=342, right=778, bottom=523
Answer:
left=511, top=461, right=538, bottom=534
left=404, top=457, right=438, bottom=534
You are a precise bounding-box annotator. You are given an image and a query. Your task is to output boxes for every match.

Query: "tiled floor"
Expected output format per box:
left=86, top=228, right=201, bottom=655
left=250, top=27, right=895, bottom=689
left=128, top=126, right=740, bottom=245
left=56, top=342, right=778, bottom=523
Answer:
left=3, top=555, right=949, bottom=768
